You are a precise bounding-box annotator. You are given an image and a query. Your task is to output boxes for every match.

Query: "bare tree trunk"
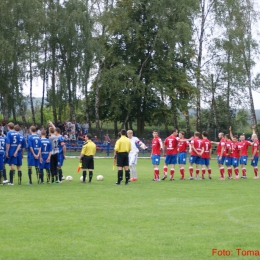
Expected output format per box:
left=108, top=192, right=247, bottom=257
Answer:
left=184, top=111, right=191, bottom=137
left=211, top=75, right=220, bottom=132
left=29, top=41, right=36, bottom=125
left=51, top=67, right=57, bottom=123
left=243, top=0, right=258, bottom=135
left=41, top=42, right=47, bottom=126
left=114, top=120, right=118, bottom=138
left=226, top=51, right=231, bottom=124
left=195, top=0, right=206, bottom=132
left=94, top=82, right=101, bottom=132
left=85, top=80, right=90, bottom=124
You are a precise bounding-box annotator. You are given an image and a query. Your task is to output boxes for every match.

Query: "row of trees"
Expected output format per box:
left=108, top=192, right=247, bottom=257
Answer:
left=0, top=0, right=259, bottom=137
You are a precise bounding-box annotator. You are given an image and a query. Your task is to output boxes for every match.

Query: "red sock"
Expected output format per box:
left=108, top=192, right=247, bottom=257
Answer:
left=228, top=167, right=232, bottom=178
left=242, top=168, right=246, bottom=177
left=170, top=168, right=174, bottom=179
left=196, top=169, right=199, bottom=177
left=180, top=168, right=185, bottom=179
left=254, top=167, right=258, bottom=176
left=155, top=168, right=159, bottom=180
left=163, top=166, right=168, bottom=176
left=202, top=168, right=206, bottom=178
left=220, top=167, right=224, bottom=178
left=189, top=167, right=193, bottom=177
left=234, top=167, right=239, bottom=176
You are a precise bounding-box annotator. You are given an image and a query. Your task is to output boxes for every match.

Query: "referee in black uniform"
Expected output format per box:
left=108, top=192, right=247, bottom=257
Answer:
left=114, top=129, right=132, bottom=185
left=79, top=134, right=96, bottom=183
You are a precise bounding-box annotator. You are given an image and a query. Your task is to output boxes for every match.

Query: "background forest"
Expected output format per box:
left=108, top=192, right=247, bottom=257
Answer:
left=1, top=0, right=260, bottom=138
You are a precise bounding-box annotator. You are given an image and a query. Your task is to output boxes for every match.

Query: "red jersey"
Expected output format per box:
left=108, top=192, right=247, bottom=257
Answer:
left=177, top=140, right=189, bottom=153
left=231, top=142, right=241, bottom=159
left=152, top=137, right=162, bottom=155
left=225, top=140, right=233, bottom=158
left=190, top=137, right=202, bottom=156
left=217, top=138, right=226, bottom=156
left=240, top=140, right=251, bottom=156
left=164, top=135, right=179, bottom=155
left=201, top=138, right=211, bottom=159
left=252, top=140, right=259, bottom=157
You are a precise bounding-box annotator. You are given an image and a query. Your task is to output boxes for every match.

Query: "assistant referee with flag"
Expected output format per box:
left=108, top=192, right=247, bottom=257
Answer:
left=114, top=129, right=132, bottom=185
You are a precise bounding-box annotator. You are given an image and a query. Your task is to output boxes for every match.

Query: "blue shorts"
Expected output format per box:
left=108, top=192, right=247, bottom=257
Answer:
left=251, top=156, right=259, bottom=167
left=225, top=157, right=232, bottom=166
left=217, top=156, right=225, bottom=165
left=189, top=155, right=201, bottom=165
left=0, top=155, right=4, bottom=170
left=178, top=152, right=187, bottom=165
left=6, top=156, right=17, bottom=166
left=152, top=155, right=160, bottom=165
left=16, top=154, right=23, bottom=167
left=28, top=155, right=40, bottom=167
left=200, top=158, right=210, bottom=166
left=40, top=160, right=50, bottom=170
left=232, top=158, right=239, bottom=167
left=240, top=156, right=248, bottom=165
left=165, top=154, right=177, bottom=165
left=57, top=154, right=64, bottom=167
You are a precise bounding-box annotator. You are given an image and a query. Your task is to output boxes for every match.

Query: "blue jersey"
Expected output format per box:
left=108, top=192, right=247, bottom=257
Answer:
left=40, top=138, right=52, bottom=159
left=18, top=134, right=27, bottom=155
left=58, top=135, right=65, bottom=154
left=0, top=136, right=6, bottom=156
left=6, top=130, right=21, bottom=156
left=28, top=134, right=41, bottom=156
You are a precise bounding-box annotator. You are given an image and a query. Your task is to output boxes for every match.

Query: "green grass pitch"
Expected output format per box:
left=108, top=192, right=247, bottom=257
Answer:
left=1, top=157, right=260, bottom=260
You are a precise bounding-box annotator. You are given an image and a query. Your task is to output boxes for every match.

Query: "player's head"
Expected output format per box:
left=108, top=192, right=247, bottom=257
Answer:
left=194, top=131, right=200, bottom=138
left=232, top=135, right=238, bottom=142
left=55, top=128, right=61, bottom=135
left=118, top=132, right=121, bottom=138
left=7, top=122, right=14, bottom=130
left=86, top=133, right=92, bottom=140
left=30, top=126, right=36, bottom=133
left=225, top=134, right=230, bottom=140
left=41, top=130, right=46, bottom=137
left=179, top=131, right=185, bottom=138
left=218, top=132, right=224, bottom=139
left=14, top=124, right=20, bottom=132
left=202, top=131, right=208, bottom=138
left=120, top=129, right=126, bottom=136
left=172, top=128, right=178, bottom=136
left=127, top=130, right=133, bottom=138
left=153, top=130, right=158, bottom=138
left=240, top=134, right=245, bottom=141
left=49, top=127, right=55, bottom=134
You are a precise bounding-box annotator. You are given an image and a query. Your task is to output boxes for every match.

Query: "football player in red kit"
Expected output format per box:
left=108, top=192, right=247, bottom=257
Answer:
left=199, top=131, right=212, bottom=179
left=162, top=129, right=179, bottom=181
left=151, top=130, right=163, bottom=181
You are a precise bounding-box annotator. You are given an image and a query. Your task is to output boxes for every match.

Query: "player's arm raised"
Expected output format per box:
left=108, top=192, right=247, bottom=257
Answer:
left=229, top=126, right=234, bottom=140
left=252, top=125, right=256, bottom=135
left=49, top=121, right=56, bottom=130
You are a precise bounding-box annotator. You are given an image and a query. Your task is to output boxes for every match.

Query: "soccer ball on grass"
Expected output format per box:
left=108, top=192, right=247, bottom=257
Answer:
left=66, top=176, right=73, bottom=181
left=97, top=175, right=104, bottom=181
